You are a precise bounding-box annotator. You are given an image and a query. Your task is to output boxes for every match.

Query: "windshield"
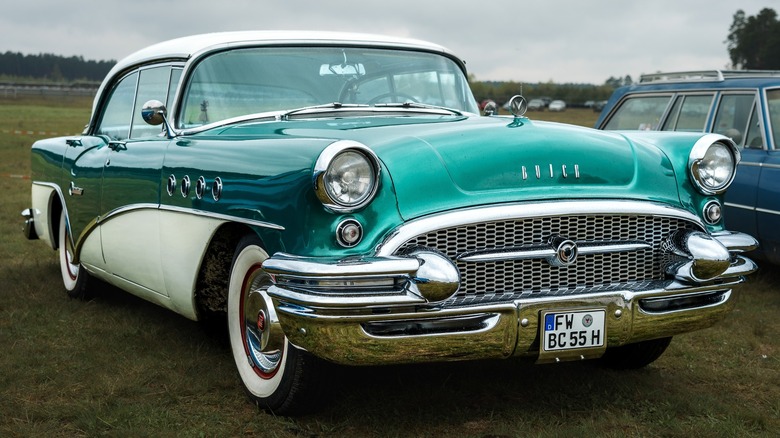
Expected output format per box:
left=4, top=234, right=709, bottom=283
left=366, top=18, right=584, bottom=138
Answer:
left=178, top=46, right=478, bottom=128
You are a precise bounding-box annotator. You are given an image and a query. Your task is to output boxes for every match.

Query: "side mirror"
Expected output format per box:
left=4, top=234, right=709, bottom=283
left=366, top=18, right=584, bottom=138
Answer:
left=141, top=100, right=175, bottom=138
left=141, top=100, right=167, bottom=126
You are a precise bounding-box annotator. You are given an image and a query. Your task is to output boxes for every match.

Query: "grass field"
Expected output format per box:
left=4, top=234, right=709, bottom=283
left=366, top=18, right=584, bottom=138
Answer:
left=1, top=97, right=778, bottom=437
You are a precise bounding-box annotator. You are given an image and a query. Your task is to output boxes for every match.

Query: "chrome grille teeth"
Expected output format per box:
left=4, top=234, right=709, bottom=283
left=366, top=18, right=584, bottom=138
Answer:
left=394, top=215, right=700, bottom=299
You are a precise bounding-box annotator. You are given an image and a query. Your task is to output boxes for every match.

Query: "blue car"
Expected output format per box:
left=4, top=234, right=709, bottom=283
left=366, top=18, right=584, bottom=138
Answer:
left=596, top=70, right=780, bottom=264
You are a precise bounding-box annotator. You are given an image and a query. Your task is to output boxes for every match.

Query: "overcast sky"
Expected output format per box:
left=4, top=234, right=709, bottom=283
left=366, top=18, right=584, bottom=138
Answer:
left=1, top=1, right=774, bottom=84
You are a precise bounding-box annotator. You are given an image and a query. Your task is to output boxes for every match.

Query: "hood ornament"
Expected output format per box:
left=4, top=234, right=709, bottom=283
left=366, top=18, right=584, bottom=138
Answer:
left=508, top=95, right=528, bottom=118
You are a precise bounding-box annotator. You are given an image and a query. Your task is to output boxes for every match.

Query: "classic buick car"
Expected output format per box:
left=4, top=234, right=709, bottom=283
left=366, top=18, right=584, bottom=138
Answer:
left=595, top=70, right=780, bottom=264
left=23, top=32, right=758, bottom=414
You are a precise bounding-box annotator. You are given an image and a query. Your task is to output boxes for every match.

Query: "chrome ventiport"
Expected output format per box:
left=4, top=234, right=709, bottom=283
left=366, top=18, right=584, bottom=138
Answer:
left=212, top=177, right=223, bottom=201
left=166, top=174, right=176, bottom=196
left=180, top=175, right=191, bottom=197
left=195, top=176, right=206, bottom=199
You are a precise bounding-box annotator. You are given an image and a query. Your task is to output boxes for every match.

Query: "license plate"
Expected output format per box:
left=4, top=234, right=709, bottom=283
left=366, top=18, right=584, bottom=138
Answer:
left=542, top=310, right=605, bottom=352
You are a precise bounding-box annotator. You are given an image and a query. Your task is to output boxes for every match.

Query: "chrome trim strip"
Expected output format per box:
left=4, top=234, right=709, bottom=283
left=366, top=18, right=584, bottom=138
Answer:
left=270, top=286, right=425, bottom=307
left=457, top=241, right=651, bottom=262
left=272, top=275, right=745, bottom=322
left=738, top=161, right=780, bottom=170
left=756, top=207, right=780, bottom=216
left=724, top=202, right=754, bottom=211
left=376, top=200, right=704, bottom=256
left=99, top=204, right=284, bottom=230
left=263, top=253, right=419, bottom=277
left=724, top=202, right=780, bottom=216
left=158, top=205, right=285, bottom=230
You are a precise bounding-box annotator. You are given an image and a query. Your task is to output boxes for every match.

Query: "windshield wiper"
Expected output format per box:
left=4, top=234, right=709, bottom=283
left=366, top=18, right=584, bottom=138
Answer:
left=373, top=102, right=463, bottom=116
left=281, top=102, right=369, bottom=120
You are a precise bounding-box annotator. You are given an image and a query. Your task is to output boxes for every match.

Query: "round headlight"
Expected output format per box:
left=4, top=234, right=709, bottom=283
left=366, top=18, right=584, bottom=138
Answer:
left=324, top=151, right=375, bottom=205
left=689, top=136, right=739, bottom=195
left=314, top=140, right=380, bottom=212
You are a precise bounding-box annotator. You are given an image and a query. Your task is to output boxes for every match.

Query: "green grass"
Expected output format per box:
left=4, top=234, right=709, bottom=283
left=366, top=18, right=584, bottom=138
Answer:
left=1, top=96, right=778, bottom=437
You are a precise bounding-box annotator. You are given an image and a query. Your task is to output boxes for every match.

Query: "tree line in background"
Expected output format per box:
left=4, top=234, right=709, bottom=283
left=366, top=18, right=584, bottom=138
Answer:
left=727, top=7, right=780, bottom=70
left=0, top=51, right=114, bottom=84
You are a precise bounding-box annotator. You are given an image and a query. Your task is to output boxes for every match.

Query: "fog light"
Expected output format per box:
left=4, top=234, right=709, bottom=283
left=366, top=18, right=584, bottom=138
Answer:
left=703, top=200, right=722, bottom=224
left=336, top=219, right=363, bottom=247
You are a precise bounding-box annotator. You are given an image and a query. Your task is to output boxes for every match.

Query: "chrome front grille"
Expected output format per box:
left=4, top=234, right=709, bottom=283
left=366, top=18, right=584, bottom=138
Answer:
left=393, top=214, right=701, bottom=301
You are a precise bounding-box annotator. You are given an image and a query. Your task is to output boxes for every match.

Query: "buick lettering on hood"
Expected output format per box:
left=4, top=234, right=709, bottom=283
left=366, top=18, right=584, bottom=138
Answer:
left=22, top=31, right=757, bottom=414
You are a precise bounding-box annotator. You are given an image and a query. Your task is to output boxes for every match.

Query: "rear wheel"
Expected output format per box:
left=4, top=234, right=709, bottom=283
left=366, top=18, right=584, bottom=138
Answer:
left=227, top=235, right=320, bottom=414
left=58, top=211, right=90, bottom=299
left=600, top=337, right=673, bottom=369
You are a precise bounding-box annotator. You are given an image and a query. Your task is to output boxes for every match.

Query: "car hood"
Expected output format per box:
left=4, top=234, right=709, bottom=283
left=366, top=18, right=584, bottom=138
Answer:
left=212, top=115, right=680, bottom=220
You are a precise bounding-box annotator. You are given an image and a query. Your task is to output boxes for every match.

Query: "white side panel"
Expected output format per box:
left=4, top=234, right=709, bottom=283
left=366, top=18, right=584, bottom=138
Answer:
left=31, top=184, right=56, bottom=248
left=158, top=210, right=225, bottom=320
left=100, top=209, right=167, bottom=297
left=81, top=263, right=174, bottom=313
left=79, top=227, right=106, bottom=271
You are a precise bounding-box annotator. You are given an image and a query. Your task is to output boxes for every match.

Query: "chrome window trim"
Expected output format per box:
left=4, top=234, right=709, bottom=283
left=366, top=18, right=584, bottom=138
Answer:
left=375, top=200, right=704, bottom=256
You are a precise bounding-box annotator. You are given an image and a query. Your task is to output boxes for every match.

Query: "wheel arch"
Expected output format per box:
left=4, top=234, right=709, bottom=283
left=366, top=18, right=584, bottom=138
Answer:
left=194, top=222, right=271, bottom=321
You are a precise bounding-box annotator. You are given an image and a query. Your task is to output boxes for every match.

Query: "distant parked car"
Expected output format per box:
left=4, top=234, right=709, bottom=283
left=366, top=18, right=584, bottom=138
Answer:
left=548, top=100, right=566, bottom=112
left=23, top=36, right=757, bottom=415
left=596, top=70, right=780, bottom=263
left=593, top=100, right=608, bottom=112
left=527, top=98, right=545, bottom=110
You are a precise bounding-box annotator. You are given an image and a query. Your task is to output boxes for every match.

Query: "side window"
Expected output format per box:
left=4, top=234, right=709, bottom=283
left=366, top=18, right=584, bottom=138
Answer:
left=130, top=66, right=172, bottom=139
left=712, top=93, right=755, bottom=147
left=602, top=95, right=672, bottom=130
left=96, top=72, right=138, bottom=141
left=661, top=94, right=713, bottom=132
left=768, top=89, right=780, bottom=150
left=744, top=105, right=764, bottom=150
left=167, top=68, right=182, bottom=109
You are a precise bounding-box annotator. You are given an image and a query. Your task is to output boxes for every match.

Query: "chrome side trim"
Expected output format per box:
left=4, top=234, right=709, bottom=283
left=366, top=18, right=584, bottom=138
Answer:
left=457, top=241, right=651, bottom=262
left=100, top=204, right=285, bottom=231
left=724, top=202, right=754, bottom=211
left=756, top=207, right=780, bottom=216
left=377, top=200, right=704, bottom=256
left=724, top=202, right=780, bottom=216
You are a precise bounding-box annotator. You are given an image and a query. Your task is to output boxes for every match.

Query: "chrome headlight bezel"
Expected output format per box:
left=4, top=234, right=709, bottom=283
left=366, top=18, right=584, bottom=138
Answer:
left=313, top=140, right=381, bottom=213
left=688, top=134, right=740, bottom=195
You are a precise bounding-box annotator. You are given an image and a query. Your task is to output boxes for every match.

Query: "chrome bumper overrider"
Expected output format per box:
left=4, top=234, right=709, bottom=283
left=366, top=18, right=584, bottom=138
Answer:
left=262, top=230, right=758, bottom=366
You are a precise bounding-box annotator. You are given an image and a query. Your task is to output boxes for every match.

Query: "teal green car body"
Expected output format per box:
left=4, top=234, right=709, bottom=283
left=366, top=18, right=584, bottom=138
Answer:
left=23, top=32, right=759, bottom=414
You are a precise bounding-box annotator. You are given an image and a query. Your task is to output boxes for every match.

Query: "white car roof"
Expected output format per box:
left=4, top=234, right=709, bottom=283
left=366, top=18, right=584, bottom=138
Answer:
left=109, top=31, right=457, bottom=78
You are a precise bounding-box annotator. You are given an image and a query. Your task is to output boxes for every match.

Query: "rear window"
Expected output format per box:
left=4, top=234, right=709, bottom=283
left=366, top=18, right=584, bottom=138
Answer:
left=603, top=95, right=671, bottom=130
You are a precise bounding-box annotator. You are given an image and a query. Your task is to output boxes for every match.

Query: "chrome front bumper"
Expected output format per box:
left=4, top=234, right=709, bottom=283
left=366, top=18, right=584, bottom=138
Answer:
left=263, top=230, right=758, bottom=366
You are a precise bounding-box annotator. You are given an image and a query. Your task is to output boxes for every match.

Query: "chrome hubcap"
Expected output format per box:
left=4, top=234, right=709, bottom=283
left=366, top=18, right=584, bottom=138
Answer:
left=241, top=267, right=285, bottom=377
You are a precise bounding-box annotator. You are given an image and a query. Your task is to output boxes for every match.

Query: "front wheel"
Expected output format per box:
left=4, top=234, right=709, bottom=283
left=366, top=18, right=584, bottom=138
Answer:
left=600, top=337, right=673, bottom=369
left=227, top=236, right=320, bottom=414
left=58, top=210, right=90, bottom=298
